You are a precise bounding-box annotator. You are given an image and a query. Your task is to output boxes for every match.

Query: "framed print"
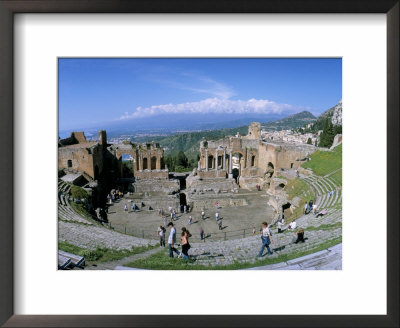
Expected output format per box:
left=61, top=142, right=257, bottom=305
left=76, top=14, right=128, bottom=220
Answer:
left=0, top=0, right=398, bottom=327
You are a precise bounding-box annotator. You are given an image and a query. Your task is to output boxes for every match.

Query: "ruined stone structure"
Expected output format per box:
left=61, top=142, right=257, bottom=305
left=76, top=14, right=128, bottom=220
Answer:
left=59, top=131, right=169, bottom=183
left=58, top=131, right=106, bottom=181
left=58, top=130, right=175, bottom=207
left=107, top=141, right=168, bottom=180
left=187, top=122, right=315, bottom=192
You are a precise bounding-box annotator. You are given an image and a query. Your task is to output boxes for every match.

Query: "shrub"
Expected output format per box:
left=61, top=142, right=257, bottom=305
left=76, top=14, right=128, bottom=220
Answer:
left=70, top=185, right=89, bottom=200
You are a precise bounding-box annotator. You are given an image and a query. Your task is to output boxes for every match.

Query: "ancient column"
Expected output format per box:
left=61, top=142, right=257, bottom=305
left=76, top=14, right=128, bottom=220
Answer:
left=139, top=153, right=143, bottom=171
left=228, top=149, right=233, bottom=178
left=205, top=148, right=209, bottom=171
left=215, top=149, right=218, bottom=171
left=223, top=148, right=226, bottom=171
left=156, top=152, right=161, bottom=170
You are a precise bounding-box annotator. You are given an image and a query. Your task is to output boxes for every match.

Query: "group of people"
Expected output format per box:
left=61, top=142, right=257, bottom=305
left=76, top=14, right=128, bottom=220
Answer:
left=106, top=189, right=123, bottom=205
left=304, top=199, right=328, bottom=218
left=257, top=220, right=306, bottom=258
left=165, top=222, right=192, bottom=260
left=304, top=200, right=317, bottom=215
left=123, top=202, right=138, bottom=213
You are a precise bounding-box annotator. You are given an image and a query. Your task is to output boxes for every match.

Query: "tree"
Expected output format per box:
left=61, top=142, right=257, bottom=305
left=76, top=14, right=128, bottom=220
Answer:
left=164, top=154, right=175, bottom=171
left=307, top=138, right=312, bottom=144
left=176, top=151, right=188, bottom=168
left=319, top=118, right=336, bottom=148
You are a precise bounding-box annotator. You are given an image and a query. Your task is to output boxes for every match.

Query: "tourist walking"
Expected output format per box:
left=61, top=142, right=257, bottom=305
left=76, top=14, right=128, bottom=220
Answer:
left=181, top=227, right=192, bottom=260
left=172, top=209, right=176, bottom=220
left=163, top=216, right=167, bottom=226
left=288, top=220, right=297, bottom=230
left=312, top=204, right=317, bottom=214
left=124, top=204, right=128, bottom=212
left=167, top=222, right=180, bottom=258
left=218, top=220, right=223, bottom=230
left=252, top=227, right=256, bottom=235
left=215, top=212, right=219, bottom=222
left=257, top=222, right=273, bottom=257
left=157, top=226, right=165, bottom=247
left=200, top=227, right=204, bottom=240
left=188, top=216, right=192, bottom=225
left=184, top=205, right=187, bottom=213
left=201, top=211, right=205, bottom=220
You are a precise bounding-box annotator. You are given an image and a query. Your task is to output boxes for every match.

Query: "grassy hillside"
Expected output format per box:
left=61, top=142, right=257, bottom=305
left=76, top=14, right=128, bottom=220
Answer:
left=301, top=144, right=342, bottom=176
left=133, top=126, right=248, bottom=160
left=262, top=111, right=316, bottom=131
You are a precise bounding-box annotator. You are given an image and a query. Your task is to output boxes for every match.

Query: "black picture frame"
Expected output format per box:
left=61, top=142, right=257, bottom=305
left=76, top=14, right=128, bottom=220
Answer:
left=0, top=1, right=398, bottom=327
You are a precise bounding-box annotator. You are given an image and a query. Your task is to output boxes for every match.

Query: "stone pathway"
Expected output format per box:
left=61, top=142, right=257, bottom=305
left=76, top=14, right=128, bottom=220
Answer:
left=85, top=247, right=161, bottom=270
left=247, top=243, right=342, bottom=270
left=58, top=221, right=158, bottom=250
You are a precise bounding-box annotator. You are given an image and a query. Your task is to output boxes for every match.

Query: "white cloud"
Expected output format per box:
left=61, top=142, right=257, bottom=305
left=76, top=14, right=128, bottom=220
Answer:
left=118, top=98, right=306, bottom=120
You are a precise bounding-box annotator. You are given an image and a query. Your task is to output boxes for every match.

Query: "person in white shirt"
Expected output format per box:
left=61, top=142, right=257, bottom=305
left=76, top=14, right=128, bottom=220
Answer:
left=288, top=221, right=297, bottom=230
left=215, top=212, right=219, bottom=221
left=201, top=211, right=205, bottom=220
left=257, top=222, right=273, bottom=257
left=157, top=226, right=165, bottom=247
left=312, top=204, right=317, bottom=214
left=167, top=222, right=180, bottom=258
left=277, top=219, right=284, bottom=233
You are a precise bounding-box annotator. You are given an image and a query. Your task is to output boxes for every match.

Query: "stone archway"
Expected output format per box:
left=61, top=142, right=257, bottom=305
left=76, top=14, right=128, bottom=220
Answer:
left=151, top=156, right=157, bottom=170
left=232, top=152, right=244, bottom=181
left=208, top=155, right=214, bottom=169
left=143, top=158, right=148, bottom=170
left=121, top=153, right=134, bottom=178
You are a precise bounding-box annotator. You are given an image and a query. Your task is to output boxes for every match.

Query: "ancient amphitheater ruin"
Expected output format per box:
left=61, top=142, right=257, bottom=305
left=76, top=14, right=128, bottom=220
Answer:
left=58, top=122, right=342, bottom=270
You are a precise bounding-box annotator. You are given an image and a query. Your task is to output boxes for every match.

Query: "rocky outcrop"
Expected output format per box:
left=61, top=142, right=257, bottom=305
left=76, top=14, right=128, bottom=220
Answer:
left=331, top=100, right=342, bottom=126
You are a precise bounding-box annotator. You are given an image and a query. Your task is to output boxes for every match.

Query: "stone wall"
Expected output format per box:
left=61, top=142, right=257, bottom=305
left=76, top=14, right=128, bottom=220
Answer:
left=133, top=179, right=180, bottom=194
left=186, top=176, right=238, bottom=192
left=124, top=194, right=180, bottom=211
left=188, top=197, right=248, bottom=211
left=58, top=143, right=103, bottom=180
left=135, top=170, right=169, bottom=180
left=197, top=170, right=227, bottom=179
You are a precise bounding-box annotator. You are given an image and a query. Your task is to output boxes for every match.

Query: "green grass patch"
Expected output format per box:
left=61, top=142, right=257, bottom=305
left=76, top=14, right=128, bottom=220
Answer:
left=328, top=169, right=342, bottom=187
left=302, top=144, right=342, bottom=176
left=58, top=241, right=156, bottom=263
left=304, top=222, right=342, bottom=231
left=284, top=178, right=314, bottom=221
left=125, top=236, right=342, bottom=270
left=69, top=202, right=93, bottom=219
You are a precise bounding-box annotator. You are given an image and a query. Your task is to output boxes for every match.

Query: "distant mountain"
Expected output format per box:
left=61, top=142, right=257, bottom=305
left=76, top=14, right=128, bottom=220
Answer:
left=261, top=111, right=316, bottom=131
left=59, top=112, right=289, bottom=139
left=306, top=101, right=342, bottom=132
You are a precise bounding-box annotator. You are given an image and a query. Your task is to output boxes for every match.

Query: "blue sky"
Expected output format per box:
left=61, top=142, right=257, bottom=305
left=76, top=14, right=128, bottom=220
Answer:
left=58, top=58, right=342, bottom=131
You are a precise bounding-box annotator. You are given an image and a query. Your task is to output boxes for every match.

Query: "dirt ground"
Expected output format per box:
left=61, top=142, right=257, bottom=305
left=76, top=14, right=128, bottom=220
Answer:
left=106, top=190, right=276, bottom=242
